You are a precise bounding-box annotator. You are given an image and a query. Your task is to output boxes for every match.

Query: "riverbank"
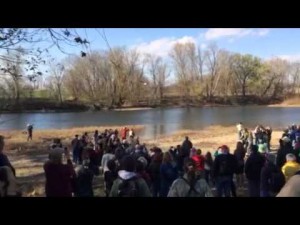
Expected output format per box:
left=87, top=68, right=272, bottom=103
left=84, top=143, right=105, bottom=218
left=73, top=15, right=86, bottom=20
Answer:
left=2, top=125, right=282, bottom=197
left=268, top=96, right=300, bottom=107
left=268, top=104, right=300, bottom=107
left=0, top=95, right=285, bottom=113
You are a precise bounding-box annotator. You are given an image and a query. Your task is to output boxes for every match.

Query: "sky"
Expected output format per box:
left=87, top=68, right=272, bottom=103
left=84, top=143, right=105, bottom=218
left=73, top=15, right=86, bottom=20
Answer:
left=48, top=28, right=300, bottom=62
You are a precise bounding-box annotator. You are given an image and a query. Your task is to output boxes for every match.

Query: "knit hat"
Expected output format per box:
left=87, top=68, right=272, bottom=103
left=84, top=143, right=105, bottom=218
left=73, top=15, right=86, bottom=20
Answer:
left=282, top=136, right=291, bottom=143
left=219, top=145, right=229, bottom=154
left=49, top=148, right=63, bottom=163
left=266, top=153, right=276, bottom=164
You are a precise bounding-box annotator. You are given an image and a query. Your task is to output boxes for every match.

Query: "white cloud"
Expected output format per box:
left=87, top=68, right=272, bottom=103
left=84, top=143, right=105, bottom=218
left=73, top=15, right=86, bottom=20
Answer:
left=277, top=54, right=300, bottom=62
left=200, top=43, right=207, bottom=49
left=133, top=36, right=197, bottom=57
left=132, top=29, right=269, bottom=58
left=204, top=28, right=270, bottom=40
left=257, top=28, right=269, bottom=36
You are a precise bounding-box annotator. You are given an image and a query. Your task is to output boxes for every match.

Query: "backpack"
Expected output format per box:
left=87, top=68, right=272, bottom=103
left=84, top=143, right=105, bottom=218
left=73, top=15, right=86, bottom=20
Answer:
left=181, top=177, right=203, bottom=197
left=218, top=157, right=231, bottom=175
left=117, top=177, right=139, bottom=197
left=75, top=167, right=94, bottom=197
left=269, top=169, right=285, bottom=193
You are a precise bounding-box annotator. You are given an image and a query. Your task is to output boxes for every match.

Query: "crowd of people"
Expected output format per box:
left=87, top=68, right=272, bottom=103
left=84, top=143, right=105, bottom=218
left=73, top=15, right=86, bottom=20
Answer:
left=1, top=123, right=300, bottom=197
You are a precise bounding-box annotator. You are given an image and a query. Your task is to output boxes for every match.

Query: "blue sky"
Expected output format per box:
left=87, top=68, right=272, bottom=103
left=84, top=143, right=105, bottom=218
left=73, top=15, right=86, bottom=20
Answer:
left=48, top=28, right=300, bottom=62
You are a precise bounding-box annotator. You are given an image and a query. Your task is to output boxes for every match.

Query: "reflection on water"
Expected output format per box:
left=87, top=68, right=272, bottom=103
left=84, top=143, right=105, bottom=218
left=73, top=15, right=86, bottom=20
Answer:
left=0, top=106, right=300, bottom=139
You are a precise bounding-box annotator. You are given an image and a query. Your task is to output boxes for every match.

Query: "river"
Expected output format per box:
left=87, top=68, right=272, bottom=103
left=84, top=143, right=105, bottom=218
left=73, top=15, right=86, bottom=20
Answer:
left=0, top=106, right=299, bottom=139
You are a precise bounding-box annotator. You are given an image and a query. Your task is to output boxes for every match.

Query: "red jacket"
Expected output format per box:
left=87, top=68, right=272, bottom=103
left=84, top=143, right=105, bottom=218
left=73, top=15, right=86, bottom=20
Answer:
left=121, top=128, right=129, bottom=140
left=191, top=155, right=205, bottom=171
left=44, top=160, right=76, bottom=197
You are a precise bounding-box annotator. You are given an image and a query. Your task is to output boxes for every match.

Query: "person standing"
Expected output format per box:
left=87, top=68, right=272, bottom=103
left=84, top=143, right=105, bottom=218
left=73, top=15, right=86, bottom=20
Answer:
left=27, top=124, right=33, bottom=141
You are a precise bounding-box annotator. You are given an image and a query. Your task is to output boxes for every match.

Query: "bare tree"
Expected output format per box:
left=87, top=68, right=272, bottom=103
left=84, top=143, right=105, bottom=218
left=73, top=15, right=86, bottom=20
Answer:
left=145, top=54, right=169, bottom=105
left=170, top=43, right=193, bottom=105
left=289, top=61, right=300, bottom=95
left=46, top=62, right=65, bottom=103
left=204, top=43, right=220, bottom=100
left=0, top=47, right=26, bottom=105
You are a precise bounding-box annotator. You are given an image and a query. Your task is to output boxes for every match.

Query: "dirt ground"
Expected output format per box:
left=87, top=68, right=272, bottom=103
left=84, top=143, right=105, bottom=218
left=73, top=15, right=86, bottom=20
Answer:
left=1, top=125, right=282, bottom=197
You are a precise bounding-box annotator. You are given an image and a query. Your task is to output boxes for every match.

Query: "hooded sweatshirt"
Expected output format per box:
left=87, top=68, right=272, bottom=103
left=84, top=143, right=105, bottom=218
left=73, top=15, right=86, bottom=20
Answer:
left=109, top=170, right=152, bottom=197
left=167, top=174, right=213, bottom=197
left=282, top=161, right=300, bottom=181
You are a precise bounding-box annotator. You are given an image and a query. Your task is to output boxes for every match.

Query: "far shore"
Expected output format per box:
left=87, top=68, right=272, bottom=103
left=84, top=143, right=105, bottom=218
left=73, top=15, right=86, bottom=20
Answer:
left=1, top=103, right=295, bottom=114
left=2, top=124, right=283, bottom=197
left=113, top=107, right=153, bottom=111
left=267, top=104, right=300, bottom=107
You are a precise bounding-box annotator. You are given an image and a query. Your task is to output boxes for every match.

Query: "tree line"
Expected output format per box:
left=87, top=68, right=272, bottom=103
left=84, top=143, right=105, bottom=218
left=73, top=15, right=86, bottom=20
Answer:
left=1, top=33, right=300, bottom=109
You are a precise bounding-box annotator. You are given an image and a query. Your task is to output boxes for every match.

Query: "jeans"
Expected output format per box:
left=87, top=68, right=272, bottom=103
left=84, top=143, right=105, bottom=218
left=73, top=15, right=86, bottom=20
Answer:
left=73, top=148, right=79, bottom=164
left=216, top=176, right=232, bottom=197
left=248, top=180, right=260, bottom=197
left=204, top=170, right=210, bottom=184
left=152, top=179, right=160, bottom=197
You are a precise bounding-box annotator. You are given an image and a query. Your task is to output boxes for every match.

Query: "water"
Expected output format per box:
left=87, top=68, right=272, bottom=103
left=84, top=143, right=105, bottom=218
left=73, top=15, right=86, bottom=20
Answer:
left=0, top=106, right=299, bottom=139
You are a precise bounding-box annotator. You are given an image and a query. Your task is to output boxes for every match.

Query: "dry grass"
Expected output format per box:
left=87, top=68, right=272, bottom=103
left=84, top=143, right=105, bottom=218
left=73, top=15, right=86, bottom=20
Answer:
left=144, top=125, right=282, bottom=154
left=2, top=124, right=283, bottom=197
left=2, top=125, right=144, bottom=197
left=1, top=125, right=144, bottom=150
left=269, top=96, right=300, bottom=107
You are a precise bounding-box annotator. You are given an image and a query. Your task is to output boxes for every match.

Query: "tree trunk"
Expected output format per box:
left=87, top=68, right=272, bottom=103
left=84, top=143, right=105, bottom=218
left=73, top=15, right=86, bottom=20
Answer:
left=242, top=79, right=246, bottom=98
left=14, top=80, right=20, bottom=105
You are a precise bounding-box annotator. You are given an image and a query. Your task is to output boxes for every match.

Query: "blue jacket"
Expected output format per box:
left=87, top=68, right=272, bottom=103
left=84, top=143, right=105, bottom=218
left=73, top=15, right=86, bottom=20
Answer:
left=160, top=162, right=178, bottom=197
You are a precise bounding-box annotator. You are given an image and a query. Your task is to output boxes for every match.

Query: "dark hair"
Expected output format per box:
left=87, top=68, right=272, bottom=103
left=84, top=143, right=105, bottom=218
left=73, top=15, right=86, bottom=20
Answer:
left=105, top=147, right=113, bottom=154
left=205, top=152, right=213, bottom=165
left=120, top=156, right=136, bottom=172
left=107, top=159, right=116, bottom=172
left=115, top=147, right=125, bottom=160
left=250, top=144, right=258, bottom=153
left=185, top=136, right=189, bottom=140
left=184, top=158, right=197, bottom=187
left=0, top=167, right=9, bottom=197
left=152, top=152, right=163, bottom=162
left=75, top=134, right=79, bottom=138
left=136, top=160, right=145, bottom=173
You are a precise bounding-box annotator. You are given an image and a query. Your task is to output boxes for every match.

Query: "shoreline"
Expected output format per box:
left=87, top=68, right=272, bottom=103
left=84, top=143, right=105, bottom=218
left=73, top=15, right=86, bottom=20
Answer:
left=1, top=103, right=294, bottom=114
left=4, top=124, right=283, bottom=197
left=267, top=104, right=300, bottom=107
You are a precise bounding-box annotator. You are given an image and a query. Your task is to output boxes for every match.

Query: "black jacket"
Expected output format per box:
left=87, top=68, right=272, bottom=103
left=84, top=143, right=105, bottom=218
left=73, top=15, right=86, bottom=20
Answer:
left=181, top=140, right=193, bottom=157
left=213, top=154, right=238, bottom=177
left=260, top=162, right=285, bottom=194
left=276, top=144, right=294, bottom=168
left=245, top=152, right=265, bottom=181
left=75, top=166, right=94, bottom=197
